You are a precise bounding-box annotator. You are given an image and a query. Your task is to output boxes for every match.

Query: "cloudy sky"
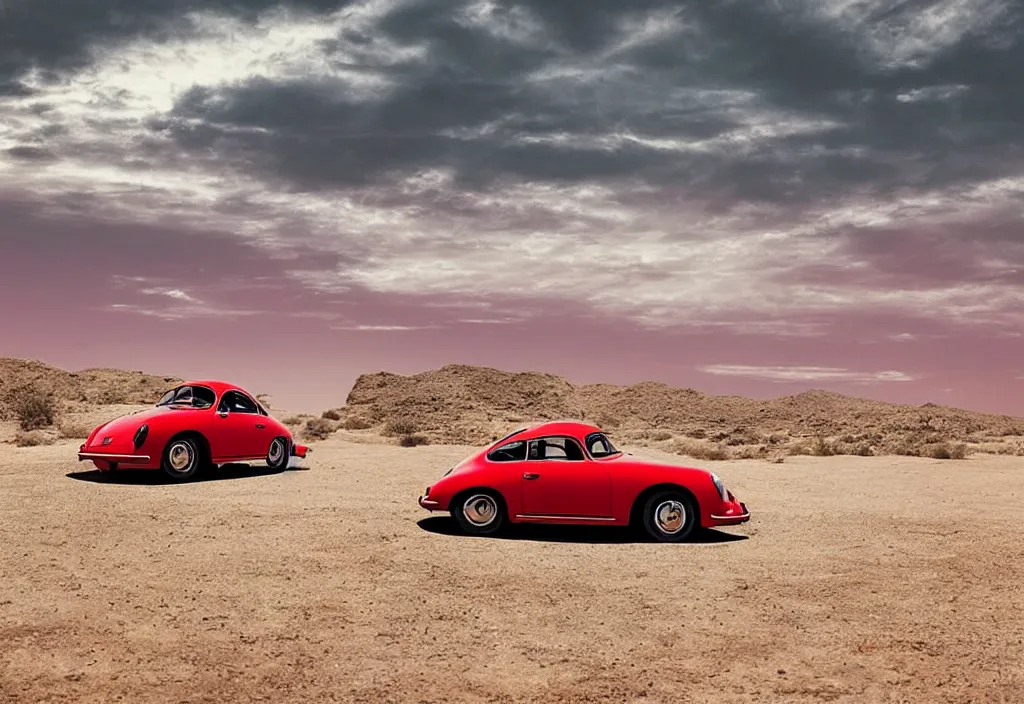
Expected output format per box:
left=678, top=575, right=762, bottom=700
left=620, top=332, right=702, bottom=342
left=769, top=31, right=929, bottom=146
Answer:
left=2, top=0, right=1023, bottom=414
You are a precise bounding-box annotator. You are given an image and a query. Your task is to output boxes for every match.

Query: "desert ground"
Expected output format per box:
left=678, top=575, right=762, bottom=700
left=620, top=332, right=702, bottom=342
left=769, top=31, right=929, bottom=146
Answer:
left=2, top=436, right=1022, bottom=704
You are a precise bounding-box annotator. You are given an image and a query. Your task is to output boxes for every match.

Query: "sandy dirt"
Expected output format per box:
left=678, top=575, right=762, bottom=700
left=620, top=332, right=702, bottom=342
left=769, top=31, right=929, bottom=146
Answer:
left=2, top=438, right=1022, bottom=703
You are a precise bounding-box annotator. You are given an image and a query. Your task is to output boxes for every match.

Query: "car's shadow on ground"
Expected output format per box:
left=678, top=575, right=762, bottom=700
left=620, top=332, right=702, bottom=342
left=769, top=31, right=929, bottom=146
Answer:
left=416, top=516, right=748, bottom=544
left=66, top=463, right=308, bottom=485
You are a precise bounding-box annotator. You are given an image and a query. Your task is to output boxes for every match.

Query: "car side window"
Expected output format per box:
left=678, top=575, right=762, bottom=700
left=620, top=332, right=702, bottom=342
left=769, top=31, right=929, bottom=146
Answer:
left=527, top=436, right=585, bottom=461
left=487, top=440, right=527, bottom=462
left=585, top=433, right=618, bottom=458
left=218, top=391, right=259, bottom=414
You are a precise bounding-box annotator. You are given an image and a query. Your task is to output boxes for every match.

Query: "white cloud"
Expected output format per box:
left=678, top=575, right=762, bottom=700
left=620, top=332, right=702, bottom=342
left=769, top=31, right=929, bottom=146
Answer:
left=1, top=1, right=1023, bottom=338
left=698, top=364, right=914, bottom=383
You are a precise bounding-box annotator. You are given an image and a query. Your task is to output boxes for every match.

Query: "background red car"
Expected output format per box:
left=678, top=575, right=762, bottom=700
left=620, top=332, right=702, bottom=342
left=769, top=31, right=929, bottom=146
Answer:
left=78, top=380, right=309, bottom=481
left=418, top=420, right=749, bottom=542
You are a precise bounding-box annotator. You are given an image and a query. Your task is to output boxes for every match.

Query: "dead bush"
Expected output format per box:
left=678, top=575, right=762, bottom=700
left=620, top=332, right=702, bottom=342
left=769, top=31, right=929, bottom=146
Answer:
left=398, top=433, right=429, bottom=447
left=6, top=385, right=57, bottom=430
left=321, top=409, right=342, bottom=421
left=302, top=417, right=336, bottom=441
left=673, top=439, right=729, bottom=461
left=922, top=442, right=969, bottom=460
left=383, top=418, right=418, bottom=436
left=58, top=422, right=93, bottom=439
left=342, top=416, right=372, bottom=430
left=15, top=430, right=57, bottom=447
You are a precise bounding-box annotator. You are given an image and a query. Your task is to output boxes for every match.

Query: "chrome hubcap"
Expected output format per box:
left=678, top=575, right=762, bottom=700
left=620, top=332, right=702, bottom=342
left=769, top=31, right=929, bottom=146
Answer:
left=655, top=500, right=685, bottom=534
left=463, top=494, right=497, bottom=526
left=269, top=440, right=284, bottom=463
left=168, top=442, right=193, bottom=471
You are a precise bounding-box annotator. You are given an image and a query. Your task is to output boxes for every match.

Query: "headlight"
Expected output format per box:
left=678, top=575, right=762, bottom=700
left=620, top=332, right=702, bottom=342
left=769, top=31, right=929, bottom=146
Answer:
left=133, top=424, right=149, bottom=449
left=710, top=473, right=728, bottom=502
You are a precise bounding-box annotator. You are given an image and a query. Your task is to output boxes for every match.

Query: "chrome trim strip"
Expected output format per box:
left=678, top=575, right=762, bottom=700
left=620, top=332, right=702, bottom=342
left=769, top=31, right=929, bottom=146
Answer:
left=419, top=498, right=440, bottom=508
left=515, top=514, right=616, bottom=521
left=78, top=452, right=151, bottom=463
left=710, top=512, right=750, bottom=520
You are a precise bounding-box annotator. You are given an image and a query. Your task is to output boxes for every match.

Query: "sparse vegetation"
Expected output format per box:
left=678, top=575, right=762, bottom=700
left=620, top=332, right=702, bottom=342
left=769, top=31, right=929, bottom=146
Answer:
left=382, top=418, right=418, bottom=436
left=321, top=409, right=341, bottom=421
left=302, top=418, right=336, bottom=441
left=5, top=384, right=57, bottom=430
left=398, top=433, right=429, bottom=447
left=281, top=415, right=306, bottom=425
left=341, top=416, right=372, bottom=430
left=58, top=422, right=93, bottom=439
left=673, top=439, right=729, bottom=461
left=14, top=429, right=57, bottom=447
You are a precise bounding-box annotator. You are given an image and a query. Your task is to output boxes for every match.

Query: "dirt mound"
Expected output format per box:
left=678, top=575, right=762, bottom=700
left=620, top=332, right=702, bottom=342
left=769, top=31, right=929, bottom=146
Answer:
left=332, top=365, right=1024, bottom=459
left=0, top=358, right=180, bottom=411
left=0, top=358, right=181, bottom=442
left=337, top=364, right=585, bottom=444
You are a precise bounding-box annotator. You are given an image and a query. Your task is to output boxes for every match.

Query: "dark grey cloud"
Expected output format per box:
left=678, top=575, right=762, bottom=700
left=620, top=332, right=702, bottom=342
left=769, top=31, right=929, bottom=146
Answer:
left=0, top=0, right=355, bottom=85
left=131, top=0, right=1022, bottom=209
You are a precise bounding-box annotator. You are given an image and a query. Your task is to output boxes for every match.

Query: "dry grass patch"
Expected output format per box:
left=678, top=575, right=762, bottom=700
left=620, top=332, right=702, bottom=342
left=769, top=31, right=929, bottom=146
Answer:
left=321, top=409, right=341, bottom=421
left=58, top=422, right=93, bottom=439
left=14, top=429, right=58, bottom=447
left=398, top=433, right=429, bottom=447
left=672, top=439, right=729, bottom=461
left=3, top=384, right=57, bottom=431
left=382, top=418, right=419, bottom=436
left=341, top=416, right=372, bottom=430
left=302, top=418, right=336, bottom=441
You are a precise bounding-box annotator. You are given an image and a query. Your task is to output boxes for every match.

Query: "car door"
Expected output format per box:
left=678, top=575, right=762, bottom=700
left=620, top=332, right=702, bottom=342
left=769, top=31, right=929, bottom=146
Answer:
left=213, top=390, right=271, bottom=459
left=519, top=435, right=612, bottom=518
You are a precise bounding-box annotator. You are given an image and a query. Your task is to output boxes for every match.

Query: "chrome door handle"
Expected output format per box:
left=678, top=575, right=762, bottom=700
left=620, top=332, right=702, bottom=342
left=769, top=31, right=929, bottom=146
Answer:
left=523, top=472, right=540, bottom=480
left=255, top=423, right=265, bottom=429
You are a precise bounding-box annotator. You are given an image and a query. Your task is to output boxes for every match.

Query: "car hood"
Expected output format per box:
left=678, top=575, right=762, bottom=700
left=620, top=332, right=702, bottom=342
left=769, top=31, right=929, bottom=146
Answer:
left=92, top=406, right=199, bottom=439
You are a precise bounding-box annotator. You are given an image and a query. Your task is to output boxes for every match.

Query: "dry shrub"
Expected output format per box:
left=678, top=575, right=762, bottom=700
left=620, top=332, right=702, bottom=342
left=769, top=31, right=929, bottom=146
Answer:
left=302, top=417, right=336, bottom=441
left=321, top=409, right=342, bottom=421
left=398, top=433, right=429, bottom=447
left=281, top=415, right=306, bottom=425
left=98, top=387, right=129, bottom=405
left=593, top=414, right=620, bottom=429
left=644, top=430, right=673, bottom=442
left=383, top=417, right=418, bottom=436
left=341, top=416, right=372, bottom=430
left=810, top=436, right=838, bottom=456
left=15, top=430, right=57, bottom=447
left=922, top=442, right=969, bottom=460
left=673, top=439, right=728, bottom=461
left=58, top=422, right=93, bottom=439
left=6, top=384, right=57, bottom=430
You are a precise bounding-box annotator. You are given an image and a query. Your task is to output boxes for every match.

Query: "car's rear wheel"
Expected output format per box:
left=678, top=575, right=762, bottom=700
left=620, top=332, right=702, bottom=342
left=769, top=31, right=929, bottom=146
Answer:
left=161, top=437, right=201, bottom=482
left=452, top=491, right=505, bottom=536
left=642, top=490, right=698, bottom=542
left=266, top=436, right=290, bottom=470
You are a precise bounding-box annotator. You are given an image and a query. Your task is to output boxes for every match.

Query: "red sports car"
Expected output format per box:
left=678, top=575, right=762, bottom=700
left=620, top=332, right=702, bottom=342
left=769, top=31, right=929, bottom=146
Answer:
left=418, top=421, right=749, bottom=542
left=77, top=380, right=310, bottom=481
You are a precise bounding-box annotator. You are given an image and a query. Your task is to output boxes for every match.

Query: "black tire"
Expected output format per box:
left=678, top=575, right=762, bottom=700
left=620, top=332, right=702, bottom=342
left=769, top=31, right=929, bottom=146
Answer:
left=642, top=490, right=699, bottom=543
left=160, top=436, right=202, bottom=482
left=451, top=490, right=505, bottom=536
left=266, top=436, right=290, bottom=470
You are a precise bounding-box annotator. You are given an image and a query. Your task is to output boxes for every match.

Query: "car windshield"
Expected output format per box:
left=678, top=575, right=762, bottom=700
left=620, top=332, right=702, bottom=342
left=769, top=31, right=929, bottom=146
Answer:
left=585, top=432, right=620, bottom=458
left=156, top=385, right=216, bottom=409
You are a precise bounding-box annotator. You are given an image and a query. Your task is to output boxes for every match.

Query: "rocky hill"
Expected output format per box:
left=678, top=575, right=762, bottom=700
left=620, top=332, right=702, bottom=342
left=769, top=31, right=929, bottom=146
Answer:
left=327, top=364, right=1024, bottom=460
left=0, top=358, right=182, bottom=445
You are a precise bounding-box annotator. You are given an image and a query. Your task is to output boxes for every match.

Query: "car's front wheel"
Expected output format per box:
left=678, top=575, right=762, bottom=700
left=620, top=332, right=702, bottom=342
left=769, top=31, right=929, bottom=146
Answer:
left=161, top=437, right=202, bottom=482
left=642, top=490, right=698, bottom=542
left=266, top=436, right=290, bottom=470
left=452, top=491, right=505, bottom=536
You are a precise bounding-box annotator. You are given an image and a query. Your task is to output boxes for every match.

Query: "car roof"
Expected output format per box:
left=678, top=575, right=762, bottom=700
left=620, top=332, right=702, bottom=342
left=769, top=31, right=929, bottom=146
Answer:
left=511, top=420, right=605, bottom=441
left=178, top=380, right=247, bottom=395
